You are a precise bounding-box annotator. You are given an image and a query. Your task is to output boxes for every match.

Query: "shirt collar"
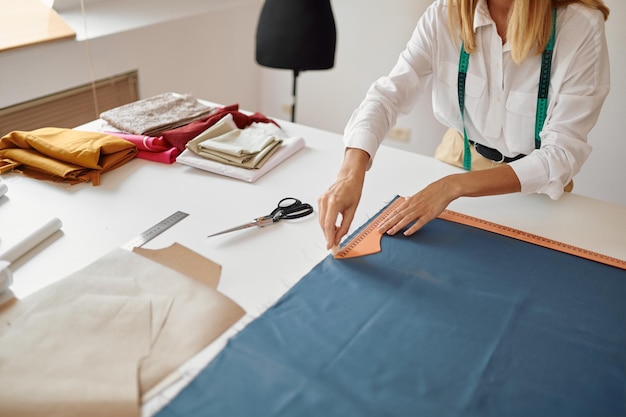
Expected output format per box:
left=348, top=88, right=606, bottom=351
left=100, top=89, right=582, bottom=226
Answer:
left=473, top=0, right=494, bottom=32
left=473, top=0, right=511, bottom=51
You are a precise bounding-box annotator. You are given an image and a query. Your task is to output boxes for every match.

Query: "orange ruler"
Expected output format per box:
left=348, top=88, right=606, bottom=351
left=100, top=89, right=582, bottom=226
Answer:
left=335, top=198, right=626, bottom=271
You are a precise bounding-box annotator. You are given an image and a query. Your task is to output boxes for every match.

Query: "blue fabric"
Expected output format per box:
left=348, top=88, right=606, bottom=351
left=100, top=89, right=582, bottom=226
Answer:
left=158, top=200, right=626, bottom=417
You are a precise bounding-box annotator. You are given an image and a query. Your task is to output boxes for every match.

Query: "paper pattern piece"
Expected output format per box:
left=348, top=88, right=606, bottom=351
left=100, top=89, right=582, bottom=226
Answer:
left=0, top=245, right=245, bottom=417
left=156, top=200, right=626, bottom=417
left=133, top=243, right=221, bottom=290
left=0, top=295, right=152, bottom=417
left=99, top=93, right=215, bottom=136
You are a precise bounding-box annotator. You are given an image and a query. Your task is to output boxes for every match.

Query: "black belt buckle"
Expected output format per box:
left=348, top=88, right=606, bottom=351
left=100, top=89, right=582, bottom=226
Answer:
left=474, top=142, right=505, bottom=163
left=471, top=141, right=525, bottom=163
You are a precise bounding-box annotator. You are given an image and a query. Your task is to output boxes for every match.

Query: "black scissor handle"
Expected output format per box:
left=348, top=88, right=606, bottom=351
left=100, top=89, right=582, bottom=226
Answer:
left=271, top=197, right=314, bottom=221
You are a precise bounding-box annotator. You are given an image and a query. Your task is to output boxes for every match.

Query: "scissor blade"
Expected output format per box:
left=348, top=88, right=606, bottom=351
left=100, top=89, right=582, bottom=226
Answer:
left=207, top=221, right=258, bottom=238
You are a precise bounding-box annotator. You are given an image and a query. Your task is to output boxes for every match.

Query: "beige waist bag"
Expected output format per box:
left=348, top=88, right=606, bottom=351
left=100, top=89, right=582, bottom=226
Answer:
left=434, top=128, right=573, bottom=192
left=434, top=128, right=504, bottom=171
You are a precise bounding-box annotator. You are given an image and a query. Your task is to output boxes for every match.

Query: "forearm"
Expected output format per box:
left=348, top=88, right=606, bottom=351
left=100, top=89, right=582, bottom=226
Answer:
left=337, top=147, right=370, bottom=181
left=444, top=164, right=521, bottom=200
left=317, top=147, right=371, bottom=249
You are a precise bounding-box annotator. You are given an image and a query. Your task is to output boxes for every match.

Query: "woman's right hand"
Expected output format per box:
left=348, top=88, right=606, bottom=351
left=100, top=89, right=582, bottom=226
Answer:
left=317, top=148, right=370, bottom=250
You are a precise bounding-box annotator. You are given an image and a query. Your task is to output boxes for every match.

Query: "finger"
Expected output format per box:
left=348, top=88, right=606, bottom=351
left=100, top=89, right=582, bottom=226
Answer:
left=386, top=212, right=417, bottom=235
left=379, top=204, right=414, bottom=235
left=403, top=208, right=442, bottom=235
left=402, top=216, right=429, bottom=236
left=321, top=199, right=342, bottom=250
left=378, top=212, right=400, bottom=234
left=335, top=208, right=356, bottom=246
left=317, top=195, right=327, bottom=229
left=321, top=216, right=338, bottom=250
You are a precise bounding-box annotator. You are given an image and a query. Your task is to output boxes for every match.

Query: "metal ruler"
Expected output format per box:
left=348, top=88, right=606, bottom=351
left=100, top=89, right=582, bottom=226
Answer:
left=121, top=211, right=189, bottom=250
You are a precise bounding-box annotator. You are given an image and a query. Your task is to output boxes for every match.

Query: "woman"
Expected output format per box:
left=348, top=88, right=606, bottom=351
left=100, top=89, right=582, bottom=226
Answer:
left=318, top=0, right=610, bottom=250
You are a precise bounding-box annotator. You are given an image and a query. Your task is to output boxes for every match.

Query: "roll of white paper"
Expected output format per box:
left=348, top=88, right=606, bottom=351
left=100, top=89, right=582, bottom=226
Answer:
left=0, top=218, right=63, bottom=263
left=0, top=180, right=7, bottom=198
left=0, top=260, right=12, bottom=293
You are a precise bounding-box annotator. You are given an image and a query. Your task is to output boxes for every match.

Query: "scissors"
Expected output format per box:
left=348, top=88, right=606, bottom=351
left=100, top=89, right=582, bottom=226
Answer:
left=207, top=197, right=314, bottom=237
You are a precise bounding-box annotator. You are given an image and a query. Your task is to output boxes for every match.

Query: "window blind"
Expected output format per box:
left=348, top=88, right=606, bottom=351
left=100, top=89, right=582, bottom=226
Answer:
left=0, top=71, right=138, bottom=137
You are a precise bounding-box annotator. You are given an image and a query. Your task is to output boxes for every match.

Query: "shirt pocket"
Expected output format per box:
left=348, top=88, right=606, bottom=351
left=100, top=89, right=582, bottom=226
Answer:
left=433, top=62, right=461, bottom=125
left=433, top=62, right=486, bottom=131
left=462, top=72, right=487, bottom=133
left=504, top=91, right=536, bottom=148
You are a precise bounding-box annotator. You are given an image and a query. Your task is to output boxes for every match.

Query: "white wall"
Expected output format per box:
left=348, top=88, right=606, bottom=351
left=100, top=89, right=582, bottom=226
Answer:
left=258, top=0, right=626, bottom=207
left=577, top=0, right=626, bottom=206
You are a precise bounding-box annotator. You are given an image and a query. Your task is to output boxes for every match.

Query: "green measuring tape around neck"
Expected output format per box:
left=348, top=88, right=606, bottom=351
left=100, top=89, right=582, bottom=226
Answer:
left=457, top=8, right=557, bottom=171
left=535, top=8, right=557, bottom=149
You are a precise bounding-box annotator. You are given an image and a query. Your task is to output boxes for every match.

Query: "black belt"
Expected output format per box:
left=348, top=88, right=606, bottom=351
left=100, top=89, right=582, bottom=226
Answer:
left=469, top=140, right=526, bottom=163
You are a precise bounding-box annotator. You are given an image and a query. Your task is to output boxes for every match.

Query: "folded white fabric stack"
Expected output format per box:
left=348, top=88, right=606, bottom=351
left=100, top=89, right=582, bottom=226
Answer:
left=185, top=114, right=282, bottom=169
left=177, top=113, right=306, bottom=183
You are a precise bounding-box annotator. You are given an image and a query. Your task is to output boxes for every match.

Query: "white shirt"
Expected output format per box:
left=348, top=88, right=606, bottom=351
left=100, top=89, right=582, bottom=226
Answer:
left=344, top=0, right=610, bottom=199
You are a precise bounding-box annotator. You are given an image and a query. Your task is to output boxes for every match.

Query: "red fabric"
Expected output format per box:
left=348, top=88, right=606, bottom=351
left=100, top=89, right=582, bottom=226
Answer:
left=105, top=131, right=180, bottom=164
left=161, top=104, right=280, bottom=152
left=105, top=132, right=171, bottom=152
left=137, top=148, right=180, bottom=164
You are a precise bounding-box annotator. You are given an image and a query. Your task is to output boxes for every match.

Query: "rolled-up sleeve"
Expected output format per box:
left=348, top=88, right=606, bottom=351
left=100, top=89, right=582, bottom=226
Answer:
left=510, top=6, right=610, bottom=199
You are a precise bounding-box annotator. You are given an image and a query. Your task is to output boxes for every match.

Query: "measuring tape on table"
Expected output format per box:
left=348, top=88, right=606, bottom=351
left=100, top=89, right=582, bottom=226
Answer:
left=335, top=197, right=626, bottom=270
left=121, top=211, right=189, bottom=250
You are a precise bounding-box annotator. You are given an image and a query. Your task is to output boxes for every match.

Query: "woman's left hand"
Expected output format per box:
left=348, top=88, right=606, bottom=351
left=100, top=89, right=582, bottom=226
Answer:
left=378, top=177, right=458, bottom=236
left=378, top=165, right=521, bottom=236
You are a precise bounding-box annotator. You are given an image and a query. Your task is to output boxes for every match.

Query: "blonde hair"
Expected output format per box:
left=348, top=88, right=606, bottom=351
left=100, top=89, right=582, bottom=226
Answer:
left=448, top=0, right=610, bottom=63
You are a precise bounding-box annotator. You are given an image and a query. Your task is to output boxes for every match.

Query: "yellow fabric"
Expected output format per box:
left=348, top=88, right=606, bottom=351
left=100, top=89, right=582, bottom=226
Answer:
left=0, top=127, right=137, bottom=185
left=434, top=128, right=573, bottom=192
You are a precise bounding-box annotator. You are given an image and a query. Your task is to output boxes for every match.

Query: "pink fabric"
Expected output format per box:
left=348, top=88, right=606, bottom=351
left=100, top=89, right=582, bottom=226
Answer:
left=105, top=132, right=180, bottom=164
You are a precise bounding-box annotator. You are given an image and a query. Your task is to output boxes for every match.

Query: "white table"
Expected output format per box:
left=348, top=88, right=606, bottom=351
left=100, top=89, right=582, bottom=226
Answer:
left=1, top=112, right=625, bottom=413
